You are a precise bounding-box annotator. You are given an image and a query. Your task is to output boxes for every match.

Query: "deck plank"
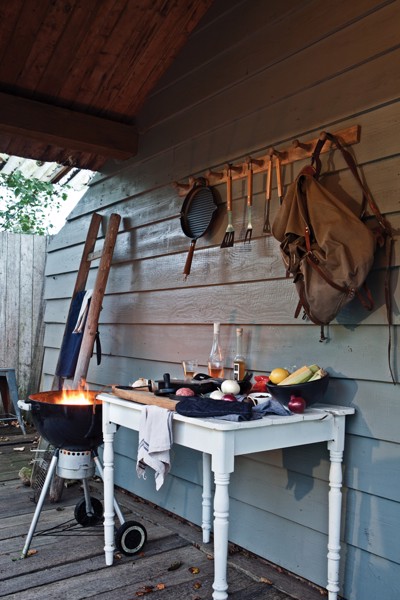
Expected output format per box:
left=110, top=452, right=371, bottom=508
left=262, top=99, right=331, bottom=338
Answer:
left=0, top=427, right=327, bottom=600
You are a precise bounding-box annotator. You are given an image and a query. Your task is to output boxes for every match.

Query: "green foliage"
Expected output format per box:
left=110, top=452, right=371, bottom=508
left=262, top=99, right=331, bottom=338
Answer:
left=0, top=170, right=69, bottom=235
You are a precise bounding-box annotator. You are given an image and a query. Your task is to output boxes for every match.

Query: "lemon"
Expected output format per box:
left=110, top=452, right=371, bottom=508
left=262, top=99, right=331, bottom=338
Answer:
left=269, top=368, right=290, bottom=384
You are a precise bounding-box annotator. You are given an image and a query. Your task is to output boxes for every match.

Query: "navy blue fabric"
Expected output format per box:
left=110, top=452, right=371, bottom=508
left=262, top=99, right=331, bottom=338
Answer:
left=175, top=397, right=253, bottom=420
left=55, top=291, right=87, bottom=379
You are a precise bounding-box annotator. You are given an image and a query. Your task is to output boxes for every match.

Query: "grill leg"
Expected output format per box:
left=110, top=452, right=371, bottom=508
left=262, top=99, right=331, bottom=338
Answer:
left=21, top=450, right=59, bottom=558
left=82, top=478, right=94, bottom=515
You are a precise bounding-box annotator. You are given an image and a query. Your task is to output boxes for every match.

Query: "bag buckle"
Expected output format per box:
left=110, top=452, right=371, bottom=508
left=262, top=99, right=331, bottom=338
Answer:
left=307, top=250, right=319, bottom=264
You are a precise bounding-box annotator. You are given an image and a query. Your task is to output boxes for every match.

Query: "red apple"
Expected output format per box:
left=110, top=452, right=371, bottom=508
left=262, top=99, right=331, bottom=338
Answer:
left=288, top=394, right=306, bottom=414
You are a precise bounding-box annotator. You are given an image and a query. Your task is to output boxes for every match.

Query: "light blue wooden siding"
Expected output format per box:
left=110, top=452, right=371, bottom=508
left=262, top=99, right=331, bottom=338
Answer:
left=41, top=1, right=400, bottom=598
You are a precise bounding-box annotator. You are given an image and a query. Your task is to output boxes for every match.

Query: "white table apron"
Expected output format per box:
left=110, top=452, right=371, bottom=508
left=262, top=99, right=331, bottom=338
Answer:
left=98, top=393, right=354, bottom=600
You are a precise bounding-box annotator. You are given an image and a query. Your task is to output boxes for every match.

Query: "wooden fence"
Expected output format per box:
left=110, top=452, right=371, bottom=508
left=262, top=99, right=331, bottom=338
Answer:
left=0, top=232, right=48, bottom=400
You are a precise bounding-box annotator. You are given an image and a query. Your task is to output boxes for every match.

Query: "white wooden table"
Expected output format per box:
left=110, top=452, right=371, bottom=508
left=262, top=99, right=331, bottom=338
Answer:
left=99, top=392, right=354, bottom=600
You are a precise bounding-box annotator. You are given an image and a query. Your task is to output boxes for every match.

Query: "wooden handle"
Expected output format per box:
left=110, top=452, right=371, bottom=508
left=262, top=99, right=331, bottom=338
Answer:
left=226, top=169, right=232, bottom=211
left=276, top=157, right=283, bottom=198
left=112, top=386, right=178, bottom=410
left=266, top=156, right=272, bottom=201
left=183, top=239, right=197, bottom=278
left=247, top=163, right=253, bottom=207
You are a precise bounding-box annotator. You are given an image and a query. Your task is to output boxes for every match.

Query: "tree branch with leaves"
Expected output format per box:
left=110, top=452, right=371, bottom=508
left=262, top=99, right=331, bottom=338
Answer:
left=0, top=170, right=68, bottom=235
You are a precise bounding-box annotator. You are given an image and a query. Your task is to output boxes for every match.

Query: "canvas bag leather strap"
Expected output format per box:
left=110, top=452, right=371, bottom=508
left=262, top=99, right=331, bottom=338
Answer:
left=312, top=133, right=396, bottom=384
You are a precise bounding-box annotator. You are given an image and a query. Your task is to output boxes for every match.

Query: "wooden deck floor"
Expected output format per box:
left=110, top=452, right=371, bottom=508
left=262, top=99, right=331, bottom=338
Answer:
left=0, top=424, right=326, bottom=600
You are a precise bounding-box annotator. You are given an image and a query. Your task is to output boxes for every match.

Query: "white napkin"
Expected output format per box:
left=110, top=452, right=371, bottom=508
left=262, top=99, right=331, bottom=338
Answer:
left=72, top=289, right=93, bottom=333
left=136, top=405, right=173, bottom=490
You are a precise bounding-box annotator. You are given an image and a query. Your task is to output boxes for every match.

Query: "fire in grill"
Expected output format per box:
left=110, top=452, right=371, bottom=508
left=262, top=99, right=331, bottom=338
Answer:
left=27, top=390, right=103, bottom=450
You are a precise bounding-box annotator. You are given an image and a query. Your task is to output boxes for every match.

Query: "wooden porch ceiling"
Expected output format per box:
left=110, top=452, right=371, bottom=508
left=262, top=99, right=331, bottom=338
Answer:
left=0, top=0, right=214, bottom=171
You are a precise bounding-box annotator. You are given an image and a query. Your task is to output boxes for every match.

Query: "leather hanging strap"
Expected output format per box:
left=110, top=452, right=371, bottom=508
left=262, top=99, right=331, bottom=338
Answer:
left=312, top=132, right=395, bottom=384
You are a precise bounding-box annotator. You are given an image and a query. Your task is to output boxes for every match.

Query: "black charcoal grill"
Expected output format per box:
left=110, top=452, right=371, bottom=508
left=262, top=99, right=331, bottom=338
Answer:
left=18, top=390, right=147, bottom=558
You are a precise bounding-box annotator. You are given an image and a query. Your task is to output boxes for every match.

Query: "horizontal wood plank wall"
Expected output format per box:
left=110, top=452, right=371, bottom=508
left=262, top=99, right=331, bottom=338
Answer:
left=0, top=232, right=48, bottom=398
left=42, top=1, right=399, bottom=598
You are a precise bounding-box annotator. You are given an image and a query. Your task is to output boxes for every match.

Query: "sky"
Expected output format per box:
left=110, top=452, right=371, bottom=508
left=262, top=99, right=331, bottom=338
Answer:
left=48, top=187, right=85, bottom=233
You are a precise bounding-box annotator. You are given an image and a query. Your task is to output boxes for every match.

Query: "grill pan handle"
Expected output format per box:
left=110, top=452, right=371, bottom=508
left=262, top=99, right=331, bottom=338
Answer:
left=183, top=239, right=196, bottom=279
left=18, top=400, right=31, bottom=412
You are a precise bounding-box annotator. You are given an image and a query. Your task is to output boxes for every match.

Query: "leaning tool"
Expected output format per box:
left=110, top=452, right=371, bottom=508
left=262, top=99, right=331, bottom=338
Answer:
left=263, top=154, right=273, bottom=233
left=276, top=155, right=284, bottom=205
left=244, top=159, right=253, bottom=243
left=220, top=165, right=235, bottom=247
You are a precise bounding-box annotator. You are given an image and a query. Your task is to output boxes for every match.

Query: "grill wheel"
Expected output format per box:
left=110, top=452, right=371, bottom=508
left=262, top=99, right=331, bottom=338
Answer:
left=115, top=521, right=147, bottom=555
left=74, top=497, right=103, bottom=527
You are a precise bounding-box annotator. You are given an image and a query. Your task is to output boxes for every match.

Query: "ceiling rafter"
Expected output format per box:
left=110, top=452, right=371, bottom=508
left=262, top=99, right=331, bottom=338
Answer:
left=0, top=0, right=214, bottom=170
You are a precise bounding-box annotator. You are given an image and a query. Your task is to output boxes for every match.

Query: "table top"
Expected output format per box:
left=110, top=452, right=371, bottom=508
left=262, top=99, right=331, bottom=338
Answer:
left=99, top=392, right=354, bottom=431
left=100, top=392, right=355, bottom=474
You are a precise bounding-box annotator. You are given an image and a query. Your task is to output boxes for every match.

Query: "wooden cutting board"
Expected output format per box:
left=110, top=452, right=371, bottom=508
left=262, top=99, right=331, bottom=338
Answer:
left=111, top=386, right=178, bottom=410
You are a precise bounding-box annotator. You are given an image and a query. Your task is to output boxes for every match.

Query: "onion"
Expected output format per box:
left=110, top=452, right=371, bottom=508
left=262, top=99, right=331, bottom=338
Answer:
left=220, top=379, right=241, bottom=395
left=210, top=389, right=224, bottom=400
left=175, top=387, right=195, bottom=397
left=222, top=393, right=237, bottom=402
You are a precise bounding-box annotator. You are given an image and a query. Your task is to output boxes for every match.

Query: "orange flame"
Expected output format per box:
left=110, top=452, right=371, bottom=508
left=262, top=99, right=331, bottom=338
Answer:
left=58, top=391, right=93, bottom=405
left=57, top=380, right=94, bottom=405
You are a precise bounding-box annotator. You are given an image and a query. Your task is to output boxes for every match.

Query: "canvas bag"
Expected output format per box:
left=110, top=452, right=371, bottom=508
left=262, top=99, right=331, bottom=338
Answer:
left=271, top=132, right=395, bottom=379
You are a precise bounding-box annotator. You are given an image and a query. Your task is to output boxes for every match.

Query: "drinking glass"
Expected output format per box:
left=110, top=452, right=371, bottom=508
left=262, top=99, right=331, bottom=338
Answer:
left=182, top=359, right=198, bottom=381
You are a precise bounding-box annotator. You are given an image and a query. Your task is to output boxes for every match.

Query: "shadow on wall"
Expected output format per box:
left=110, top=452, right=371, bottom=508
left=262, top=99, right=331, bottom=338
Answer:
left=281, top=375, right=358, bottom=499
left=339, top=407, right=388, bottom=600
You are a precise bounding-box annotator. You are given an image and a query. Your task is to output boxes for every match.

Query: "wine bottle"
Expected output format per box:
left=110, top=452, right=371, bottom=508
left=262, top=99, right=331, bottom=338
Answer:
left=233, top=327, right=246, bottom=381
left=208, top=322, right=224, bottom=378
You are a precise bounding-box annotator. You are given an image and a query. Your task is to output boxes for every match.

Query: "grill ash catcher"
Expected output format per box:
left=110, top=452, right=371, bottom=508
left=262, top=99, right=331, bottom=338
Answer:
left=18, top=391, right=147, bottom=559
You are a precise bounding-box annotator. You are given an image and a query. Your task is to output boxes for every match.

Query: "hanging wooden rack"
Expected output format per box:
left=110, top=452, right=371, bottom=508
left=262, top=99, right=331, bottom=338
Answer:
left=173, top=124, right=360, bottom=195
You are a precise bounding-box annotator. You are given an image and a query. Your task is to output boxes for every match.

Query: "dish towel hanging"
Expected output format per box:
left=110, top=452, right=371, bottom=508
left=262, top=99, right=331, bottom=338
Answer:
left=136, top=405, right=174, bottom=490
left=72, top=289, right=93, bottom=333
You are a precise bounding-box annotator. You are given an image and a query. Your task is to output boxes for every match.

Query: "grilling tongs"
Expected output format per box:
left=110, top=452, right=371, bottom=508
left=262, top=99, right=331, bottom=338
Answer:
left=262, top=154, right=273, bottom=234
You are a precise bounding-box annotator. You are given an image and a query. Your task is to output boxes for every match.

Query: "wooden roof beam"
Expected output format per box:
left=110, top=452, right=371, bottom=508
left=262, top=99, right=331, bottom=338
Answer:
left=0, top=92, right=138, bottom=161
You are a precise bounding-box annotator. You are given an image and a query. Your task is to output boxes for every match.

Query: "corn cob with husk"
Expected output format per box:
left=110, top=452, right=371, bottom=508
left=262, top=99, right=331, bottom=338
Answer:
left=277, top=364, right=327, bottom=385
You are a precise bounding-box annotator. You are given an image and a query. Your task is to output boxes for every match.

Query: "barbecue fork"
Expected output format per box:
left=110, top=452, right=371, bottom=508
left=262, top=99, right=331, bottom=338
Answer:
left=220, top=166, right=235, bottom=247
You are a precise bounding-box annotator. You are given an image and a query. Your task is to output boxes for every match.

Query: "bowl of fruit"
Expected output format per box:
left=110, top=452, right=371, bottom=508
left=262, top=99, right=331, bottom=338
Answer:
left=266, top=365, right=329, bottom=409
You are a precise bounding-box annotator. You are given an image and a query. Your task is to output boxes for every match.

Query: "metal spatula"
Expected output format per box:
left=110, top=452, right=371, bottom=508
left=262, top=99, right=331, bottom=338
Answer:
left=263, top=155, right=273, bottom=234
left=245, top=160, right=253, bottom=243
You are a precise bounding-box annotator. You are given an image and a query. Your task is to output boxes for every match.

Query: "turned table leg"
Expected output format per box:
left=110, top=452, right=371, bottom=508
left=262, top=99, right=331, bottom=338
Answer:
left=327, top=416, right=346, bottom=600
left=103, top=421, right=117, bottom=566
left=202, top=453, right=212, bottom=543
left=212, top=471, right=230, bottom=600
